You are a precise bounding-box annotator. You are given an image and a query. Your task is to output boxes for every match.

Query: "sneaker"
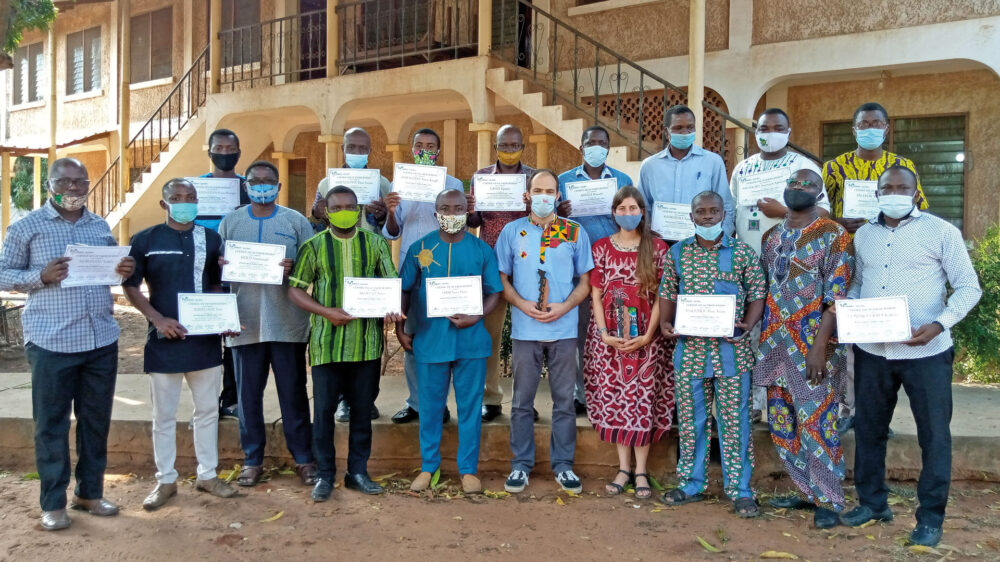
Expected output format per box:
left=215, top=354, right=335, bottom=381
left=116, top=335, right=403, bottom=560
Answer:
left=219, top=404, right=239, bottom=420
left=504, top=470, right=529, bottom=493
left=335, top=400, right=350, bottom=423
left=555, top=470, right=582, bottom=494
left=909, top=524, right=943, bottom=547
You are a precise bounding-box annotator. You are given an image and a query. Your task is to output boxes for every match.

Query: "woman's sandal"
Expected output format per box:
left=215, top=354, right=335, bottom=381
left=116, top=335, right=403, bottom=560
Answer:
left=733, top=497, right=761, bottom=518
left=237, top=465, right=264, bottom=487
left=605, top=469, right=632, bottom=495
left=633, top=473, right=653, bottom=500
left=659, top=488, right=704, bottom=506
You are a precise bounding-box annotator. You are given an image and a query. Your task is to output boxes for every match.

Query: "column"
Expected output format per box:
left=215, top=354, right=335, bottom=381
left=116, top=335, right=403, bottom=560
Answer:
left=327, top=0, right=339, bottom=76
left=118, top=0, right=131, bottom=204
left=32, top=156, right=42, bottom=209
left=731, top=118, right=753, bottom=165
left=48, top=27, right=57, bottom=164
left=210, top=0, right=222, bottom=94
left=442, top=119, right=457, bottom=170
left=468, top=122, right=499, bottom=169
left=385, top=144, right=407, bottom=164
left=271, top=152, right=294, bottom=207
left=118, top=217, right=130, bottom=245
left=1, top=151, right=10, bottom=241
left=319, top=134, right=344, bottom=170
left=687, top=0, right=705, bottom=145
left=477, top=0, right=493, bottom=56
left=528, top=133, right=557, bottom=169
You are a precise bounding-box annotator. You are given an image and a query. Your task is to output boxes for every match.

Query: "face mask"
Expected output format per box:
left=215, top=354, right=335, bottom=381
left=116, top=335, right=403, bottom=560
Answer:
left=52, top=192, right=87, bottom=212
left=209, top=151, right=240, bottom=172
left=412, top=149, right=439, bottom=166
left=878, top=194, right=915, bottom=219
left=436, top=213, right=467, bottom=234
left=855, top=128, right=886, bottom=151
left=496, top=149, right=523, bottom=167
left=614, top=213, right=642, bottom=232
left=669, top=132, right=696, bottom=150
left=530, top=194, right=555, bottom=218
left=583, top=145, right=609, bottom=168
left=783, top=189, right=817, bottom=211
left=694, top=222, right=723, bottom=240
left=168, top=202, right=199, bottom=224
left=756, top=131, right=790, bottom=153
left=327, top=209, right=360, bottom=229
left=344, top=152, right=369, bottom=169
left=247, top=183, right=279, bottom=204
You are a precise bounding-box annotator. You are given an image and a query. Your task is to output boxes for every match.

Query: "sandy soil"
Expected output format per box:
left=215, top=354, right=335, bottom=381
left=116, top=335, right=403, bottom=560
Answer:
left=0, top=468, right=997, bottom=562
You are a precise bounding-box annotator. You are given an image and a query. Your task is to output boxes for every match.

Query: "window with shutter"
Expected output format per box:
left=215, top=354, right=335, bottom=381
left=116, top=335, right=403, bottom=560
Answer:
left=130, top=8, right=173, bottom=83
left=13, top=42, right=44, bottom=104
left=66, top=26, right=101, bottom=95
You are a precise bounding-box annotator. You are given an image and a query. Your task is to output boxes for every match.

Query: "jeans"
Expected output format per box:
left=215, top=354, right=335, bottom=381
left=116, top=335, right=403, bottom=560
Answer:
left=312, top=359, right=380, bottom=480
left=150, top=367, right=221, bottom=483
left=510, top=339, right=577, bottom=474
left=27, top=342, right=118, bottom=511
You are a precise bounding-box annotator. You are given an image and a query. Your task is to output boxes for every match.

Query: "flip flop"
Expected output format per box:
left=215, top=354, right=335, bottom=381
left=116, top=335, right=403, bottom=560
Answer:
left=734, top=497, right=761, bottom=518
left=659, top=488, right=704, bottom=506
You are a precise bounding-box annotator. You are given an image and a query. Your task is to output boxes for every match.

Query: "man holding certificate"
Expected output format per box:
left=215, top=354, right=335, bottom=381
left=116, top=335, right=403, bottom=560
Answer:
left=397, top=190, right=503, bottom=494
left=311, top=127, right=392, bottom=237
left=383, top=128, right=467, bottom=426
left=495, top=169, right=593, bottom=495
left=657, top=191, right=766, bottom=518
left=840, top=167, right=981, bottom=547
left=288, top=186, right=403, bottom=501
left=0, top=158, right=135, bottom=531
left=123, top=179, right=238, bottom=510
left=752, top=168, right=854, bottom=529
left=218, top=161, right=318, bottom=488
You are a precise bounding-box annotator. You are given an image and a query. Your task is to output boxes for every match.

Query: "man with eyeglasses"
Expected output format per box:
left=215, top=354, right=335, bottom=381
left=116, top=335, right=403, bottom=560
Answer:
left=466, top=124, right=534, bottom=422
left=0, top=158, right=135, bottom=531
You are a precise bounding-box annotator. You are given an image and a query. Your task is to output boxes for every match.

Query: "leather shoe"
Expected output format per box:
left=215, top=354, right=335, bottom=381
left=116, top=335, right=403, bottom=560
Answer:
left=296, top=463, right=318, bottom=486
left=574, top=400, right=586, bottom=416
left=391, top=406, right=418, bottom=424
left=840, top=505, right=894, bottom=527
left=70, top=497, right=119, bottom=516
left=410, top=471, right=432, bottom=492
left=461, top=474, right=482, bottom=494
left=344, top=473, right=384, bottom=495
left=482, top=404, right=502, bottom=422
left=814, top=507, right=840, bottom=529
left=143, top=482, right=178, bottom=511
left=195, top=477, right=237, bottom=498
left=40, top=509, right=71, bottom=531
left=312, top=478, right=332, bottom=502
left=768, top=495, right=816, bottom=510
left=909, top=524, right=943, bottom=547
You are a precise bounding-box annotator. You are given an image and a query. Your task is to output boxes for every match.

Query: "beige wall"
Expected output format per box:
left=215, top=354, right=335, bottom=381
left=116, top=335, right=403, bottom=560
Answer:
left=786, top=69, right=1000, bottom=239
left=753, top=0, right=1000, bottom=45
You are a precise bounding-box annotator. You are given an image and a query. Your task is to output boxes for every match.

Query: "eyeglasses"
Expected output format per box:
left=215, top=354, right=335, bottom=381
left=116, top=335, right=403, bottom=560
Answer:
left=854, top=120, right=887, bottom=130
left=786, top=178, right=819, bottom=188
left=49, top=178, right=91, bottom=190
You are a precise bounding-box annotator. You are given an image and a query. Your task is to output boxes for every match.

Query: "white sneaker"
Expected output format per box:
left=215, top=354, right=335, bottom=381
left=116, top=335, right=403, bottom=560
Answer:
left=504, top=469, right=529, bottom=493
left=555, top=470, right=582, bottom=494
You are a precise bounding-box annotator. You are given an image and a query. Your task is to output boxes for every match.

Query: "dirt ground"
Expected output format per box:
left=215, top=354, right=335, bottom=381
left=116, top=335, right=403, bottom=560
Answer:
left=0, top=469, right=998, bottom=562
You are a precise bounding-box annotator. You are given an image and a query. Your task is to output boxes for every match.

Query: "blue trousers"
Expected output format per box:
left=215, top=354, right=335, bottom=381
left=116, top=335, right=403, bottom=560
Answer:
left=416, top=359, right=486, bottom=474
left=233, top=342, right=313, bottom=466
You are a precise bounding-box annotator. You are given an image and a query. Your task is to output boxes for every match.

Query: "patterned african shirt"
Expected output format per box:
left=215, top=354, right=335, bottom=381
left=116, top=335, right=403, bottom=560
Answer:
left=822, top=150, right=928, bottom=218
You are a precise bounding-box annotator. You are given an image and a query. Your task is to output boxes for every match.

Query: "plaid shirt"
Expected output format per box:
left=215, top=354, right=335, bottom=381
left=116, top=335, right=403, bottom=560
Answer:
left=0, top=201, right=121, bottom=353
left=471, top=161, right=534, bottom=247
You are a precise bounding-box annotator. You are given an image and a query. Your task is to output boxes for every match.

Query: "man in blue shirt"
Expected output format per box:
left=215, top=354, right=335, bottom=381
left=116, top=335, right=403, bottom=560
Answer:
left=557, top=125, right=635, bottom=414
left=495, top=169, right=593, bottom=495
left=398, top=190, right=503, bottom=495
left=638, top=105, right=735, bottom=237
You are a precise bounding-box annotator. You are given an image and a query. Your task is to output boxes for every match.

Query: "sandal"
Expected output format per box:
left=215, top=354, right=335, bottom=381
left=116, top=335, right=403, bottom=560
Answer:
left=605, top=469, right=632, bottom=495
left=659, top=488, right=704, bottom=506
left=733, top=497, right=761, bottom=518
left=296, top=463, right=317, bottom=486
left=237, top=465, right=264, bottom=487
left=633, top=473, right=652, bottom=500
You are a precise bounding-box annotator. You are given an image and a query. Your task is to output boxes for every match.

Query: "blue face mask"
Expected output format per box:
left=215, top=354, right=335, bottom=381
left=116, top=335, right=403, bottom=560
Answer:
left=614, top=213, right=642, bottom=232
left=530, top=194, right=556, bottom=218
left=345, top=152, right=369, bottom=169
left=855, top=127, right=886, bottom=150
left=583, top=145, right=609, bottom=168
left=168, top=202, right=199, bottom=224
left=669, top=132, right=696, bottom=150
left=247, top=183, right=279, bottom=204
left=694, top=221, right=723, bottom=241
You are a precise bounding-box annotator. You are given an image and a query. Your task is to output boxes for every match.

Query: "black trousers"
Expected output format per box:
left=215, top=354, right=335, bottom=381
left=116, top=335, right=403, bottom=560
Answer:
left=853, top=345, right=954, bottom=528
left=219, top=346, right=238, bottom=408
left=26, top=342, right=118, bottom=511
left=311, top=359, right=380, bottom=481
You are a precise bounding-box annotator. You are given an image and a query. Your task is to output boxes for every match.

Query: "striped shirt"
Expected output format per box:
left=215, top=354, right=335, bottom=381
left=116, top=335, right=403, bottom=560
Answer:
left=848, top=209, right=981, bottom=359
left=0, top=201, right=120, bottom=353
left=289, top=228, right=397, bottom=365
left=822, top=151, right=929, bottom=218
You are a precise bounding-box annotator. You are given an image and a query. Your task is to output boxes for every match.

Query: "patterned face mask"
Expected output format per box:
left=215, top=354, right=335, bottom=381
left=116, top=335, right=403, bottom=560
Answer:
left=436, top=212, right=467, bottom=234
left=412, top=149, right=439, bottom=166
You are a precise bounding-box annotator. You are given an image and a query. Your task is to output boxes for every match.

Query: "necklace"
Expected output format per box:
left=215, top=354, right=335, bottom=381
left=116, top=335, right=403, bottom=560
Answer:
left=610, top=233, right=639, bottom=251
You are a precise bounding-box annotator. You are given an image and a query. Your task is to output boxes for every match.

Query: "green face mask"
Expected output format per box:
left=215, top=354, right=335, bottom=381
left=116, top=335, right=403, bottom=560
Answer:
left=327, top=209, right=360, bottom=229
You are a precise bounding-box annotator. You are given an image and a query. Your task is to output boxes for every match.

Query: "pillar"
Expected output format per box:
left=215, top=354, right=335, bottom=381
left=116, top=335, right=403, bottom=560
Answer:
left=118, top=0, right=131, bottom=204
left=32, top=156, right=42, bottom=209
left=477, top=0, right=492, bottom=56
left=442, top=119, right=457, bottom=170
left=210, top=0, right=222, bottom=94
left=1, top=151, right=10, bottom=240
left=327, top=0, right=339, bottom=76
left=319, top=133, right=344, bottom=170
left=731, top=118, right=753, bottom=164
left=118, top=217, right=130, bottom=245
left=528, top=133, right=557, bottom=169
left=48, top=27, right=57, bottom=164
left=271, top=152, right=294, bottom=207
left=687, top=0, right=705, bottom=145
left=385, top=144, right=407, bottom=164
left=468, top=122, right=499, bottom=170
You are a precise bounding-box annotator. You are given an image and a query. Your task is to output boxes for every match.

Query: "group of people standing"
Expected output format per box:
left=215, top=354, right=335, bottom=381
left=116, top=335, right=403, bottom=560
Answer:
left=0, top=102, right=980, bottom=549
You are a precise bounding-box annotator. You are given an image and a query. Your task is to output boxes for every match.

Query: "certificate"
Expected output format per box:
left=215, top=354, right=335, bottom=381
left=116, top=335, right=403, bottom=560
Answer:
left=62, top=245, right=131, bottom=287
left=221, top=240, right=286, bottom=285
left=341, top=277, right=402, bottom=318
left=473, top=174, right=526, bottom=211
left=674, top=294, right=736, bottom=338
left=650, top=202, right=694, bottom=241
left=842, top=180, right=880, bottom=220
left=177, top=293, right=240, bottom=335
left=186, top=177, right=241, bottom=216
left=392, top=163, right=448, bottom=203
left=736, top=168, right=790, bottom=206
left=836, top=296, right=912, bottom=344
left=425, top=276, right=484, bottom=318
left=564, top=178, right=617, bottom=217
left=327, top=168, right=381, bottom=204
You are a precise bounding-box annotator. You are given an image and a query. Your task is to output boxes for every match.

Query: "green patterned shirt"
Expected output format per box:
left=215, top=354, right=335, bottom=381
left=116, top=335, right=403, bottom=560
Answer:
left=289, top=228, right=397, bottom=365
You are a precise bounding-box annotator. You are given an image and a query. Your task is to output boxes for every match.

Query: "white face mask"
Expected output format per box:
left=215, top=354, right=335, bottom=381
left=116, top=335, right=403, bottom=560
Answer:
left=755, top=131, right=790, bottom=153
left=878, top=194, right=915, bottom=219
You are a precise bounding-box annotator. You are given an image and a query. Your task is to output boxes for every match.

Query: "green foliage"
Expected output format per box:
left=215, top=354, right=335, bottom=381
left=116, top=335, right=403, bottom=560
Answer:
left=952, top=225, right=1000, bottom=384
left=2, top=1, right=58, bottom=54
left=10, top=157, right=48, bottom=210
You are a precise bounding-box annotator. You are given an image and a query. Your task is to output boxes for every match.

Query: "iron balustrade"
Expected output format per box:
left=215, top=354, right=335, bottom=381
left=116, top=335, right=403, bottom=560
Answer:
left=219, top=9, right=328, bottom=88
